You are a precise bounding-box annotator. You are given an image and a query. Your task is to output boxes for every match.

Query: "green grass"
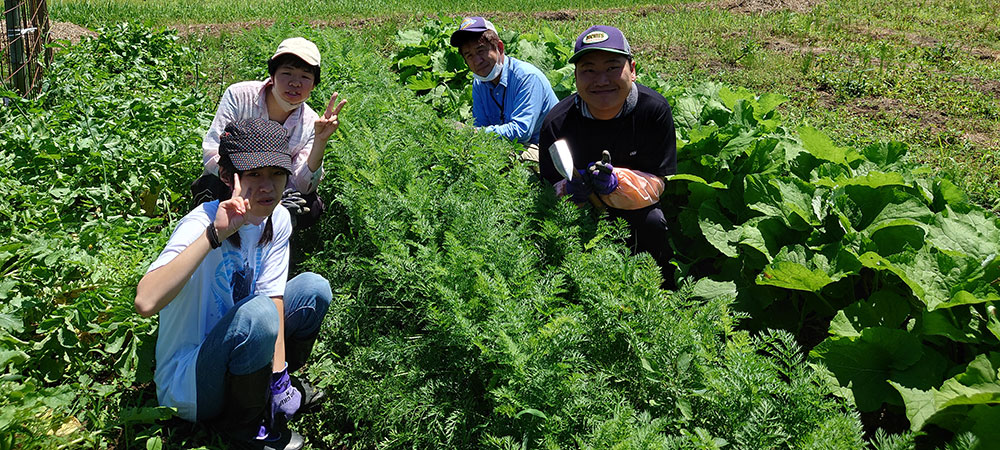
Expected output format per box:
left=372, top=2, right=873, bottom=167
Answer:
left=51, top=0, right=1000, bottom=210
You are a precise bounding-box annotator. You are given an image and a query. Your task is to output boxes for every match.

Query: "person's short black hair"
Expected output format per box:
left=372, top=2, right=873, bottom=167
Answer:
left=267, top=53, right=321, bottom=86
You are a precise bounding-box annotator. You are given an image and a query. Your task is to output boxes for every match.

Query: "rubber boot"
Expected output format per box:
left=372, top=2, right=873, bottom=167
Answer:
left=285, top=336, right=326, bottom=414
left=211, top=366, right=305, bottom=450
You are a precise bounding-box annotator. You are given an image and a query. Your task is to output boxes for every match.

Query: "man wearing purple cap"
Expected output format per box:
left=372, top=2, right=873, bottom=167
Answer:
left=450, top=17, right=559, bottom=160
left=538, top=25, right=678, bottom=287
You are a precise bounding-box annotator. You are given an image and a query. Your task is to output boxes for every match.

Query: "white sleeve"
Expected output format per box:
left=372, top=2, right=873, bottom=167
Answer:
left=202, top=87, right=241, bottom=176
left=148, top=204, right=215, bottom=273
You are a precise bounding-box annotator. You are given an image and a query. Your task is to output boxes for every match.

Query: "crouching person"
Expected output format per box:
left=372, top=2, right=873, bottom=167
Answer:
left=135, top=118, right=331, bottom=450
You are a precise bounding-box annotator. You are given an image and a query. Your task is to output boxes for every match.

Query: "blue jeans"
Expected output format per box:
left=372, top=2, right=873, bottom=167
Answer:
left=195, top=272, right=332, bottom=421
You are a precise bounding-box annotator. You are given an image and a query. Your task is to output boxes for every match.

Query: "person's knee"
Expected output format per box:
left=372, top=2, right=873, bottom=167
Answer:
left=641, top=206, right=668, bottom=235
left=293, top=272, right=332, bottom=316
left=232, top=295, right=280, bottom=345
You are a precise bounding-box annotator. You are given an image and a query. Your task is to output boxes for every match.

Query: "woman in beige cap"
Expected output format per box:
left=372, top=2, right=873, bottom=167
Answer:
left=192, top=37, right=347, bottom=230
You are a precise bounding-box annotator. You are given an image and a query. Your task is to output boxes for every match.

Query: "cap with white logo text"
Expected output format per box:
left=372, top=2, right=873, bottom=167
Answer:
left=568, top=25, right=632, bottom=63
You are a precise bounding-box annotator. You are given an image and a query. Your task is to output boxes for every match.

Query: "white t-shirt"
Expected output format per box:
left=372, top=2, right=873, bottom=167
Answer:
left=147, top=201, right=291, bottom=421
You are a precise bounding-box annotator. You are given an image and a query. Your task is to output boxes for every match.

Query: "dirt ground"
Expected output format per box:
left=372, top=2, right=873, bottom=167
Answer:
left=49, top=21, right=97, bottom=44
left=716, top=0, right=822, bottom=14
left=126, top=0, right=828, bottom=37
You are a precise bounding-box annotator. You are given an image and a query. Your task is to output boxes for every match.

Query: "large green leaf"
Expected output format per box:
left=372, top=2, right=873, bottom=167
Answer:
left=744, top=175, right=823, bottom=229
left=861, top=141, right=909, bottom=168
left=868, top=224, right=926, bottom=256
left=859, top=247, right=1000, bottom=310
left=830, top=185, right=931, bottom=233
left=828, top=289, right=911, bottom=338
left=395, top=29, right=425, bottom=46
left=673, top=95, right=704, bottom=130
left=398, top=54, right=431, bottom=70
left=405, top=71, right=439, bottom=91
left=926, top=206, right=1000, bottom=259
left=669, top=174, right=727, bottom=190
left=919, top=305, right=998, bottom=343
left=811, top=327, right=925, bottom=412
left=813, top=171, right=908, bottom=189
left=754, top=92, right=789, bottom=118
left=797, top=126, right=864, bottom=168
left=691, top=278, right=738, bottom=300
left=758, top=244, right=860, bottom=293
left=697, top=202, right=778, bottom=260
left=931, top=179, right=970, bottom=212
left=698, top=201, right=740, bottom=258
left=892, top=353, right=1000, bottom=431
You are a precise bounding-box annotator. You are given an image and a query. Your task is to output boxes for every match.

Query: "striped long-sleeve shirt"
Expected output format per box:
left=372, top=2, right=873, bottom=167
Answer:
left=202, top=79, right=323, bottom=193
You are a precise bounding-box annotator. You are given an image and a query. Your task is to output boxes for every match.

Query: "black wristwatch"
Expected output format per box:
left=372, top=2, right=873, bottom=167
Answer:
left=206, top=223, right=222, bottom=249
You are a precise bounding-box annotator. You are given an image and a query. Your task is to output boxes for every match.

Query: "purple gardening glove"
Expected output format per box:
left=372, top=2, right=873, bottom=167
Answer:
left=270, top=365, right=302, bottom=422
left=587, top=161, right=618, bottom=195
left=566, top=169, right=593, bottom=203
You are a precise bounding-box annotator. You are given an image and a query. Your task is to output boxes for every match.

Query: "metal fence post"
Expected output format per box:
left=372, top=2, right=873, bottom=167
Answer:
left=4, top=0, right=28, bottom=95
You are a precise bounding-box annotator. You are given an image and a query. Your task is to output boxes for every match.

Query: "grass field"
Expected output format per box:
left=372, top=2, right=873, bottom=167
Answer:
left=50, top=0, right=1000, bottom=210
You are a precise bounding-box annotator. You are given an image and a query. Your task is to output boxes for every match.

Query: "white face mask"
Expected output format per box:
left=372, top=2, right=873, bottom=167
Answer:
left=270, top=87, right=303, bottom=113
left=472, top=56, right=503, bottom=82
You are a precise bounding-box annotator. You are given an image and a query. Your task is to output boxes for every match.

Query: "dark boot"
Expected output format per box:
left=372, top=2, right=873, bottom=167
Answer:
left=290, top=374, right=326, bottom=415
left=211, top=366, right=305, bottom=450
left=285, top=336, right=326, bottom=414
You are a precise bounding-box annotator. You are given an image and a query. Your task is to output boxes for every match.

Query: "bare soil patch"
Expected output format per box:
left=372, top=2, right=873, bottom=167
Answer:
left=952, top=76, right=1000, bottom=98
left=49, top=21, right=97, bottom=44
left=970, top=48, right=1000, bottom=62
left=762, top=38, right=830, bottom=55
left=717, top=0, right=823, bottom=14
left=965, top=132, right=999, bottom=149
left=631, top=42, right=690, bottom=61
left=534, top=10, right=578, bottom=21
left=172, top=20, right=274, bottom=36
left=847, top=96, right=951, bottom=132
left=172, top=17, right=393, bottom=36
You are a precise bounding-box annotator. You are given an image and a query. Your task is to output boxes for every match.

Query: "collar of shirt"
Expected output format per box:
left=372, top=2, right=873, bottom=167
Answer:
left=485, top=55, right=510, bottom=91
left=498, top=54, right=510, bottom=88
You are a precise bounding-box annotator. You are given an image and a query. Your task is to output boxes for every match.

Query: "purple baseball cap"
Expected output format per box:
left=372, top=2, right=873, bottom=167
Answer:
left=449, top=16, right=498, bottom=47
left=568, top=25, right=632, bottom=63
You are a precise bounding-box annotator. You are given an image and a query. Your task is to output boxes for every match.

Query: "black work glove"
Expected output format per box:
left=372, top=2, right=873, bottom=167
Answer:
left=281, top=189, right=310, bottom=216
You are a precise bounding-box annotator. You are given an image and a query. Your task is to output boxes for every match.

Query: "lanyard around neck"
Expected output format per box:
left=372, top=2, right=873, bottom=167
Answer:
left=489, top=84, right=505, bottom=119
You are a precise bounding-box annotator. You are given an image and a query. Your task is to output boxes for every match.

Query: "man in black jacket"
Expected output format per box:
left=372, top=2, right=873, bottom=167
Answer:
left=538, top=25, right=677, bottom=287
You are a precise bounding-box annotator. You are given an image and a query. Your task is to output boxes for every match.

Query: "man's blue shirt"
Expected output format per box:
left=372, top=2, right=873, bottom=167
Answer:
left=471, top=55, right=559, bottom=145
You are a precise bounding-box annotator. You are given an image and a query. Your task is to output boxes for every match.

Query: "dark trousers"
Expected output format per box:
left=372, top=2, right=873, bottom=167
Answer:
left=608, top=202, right=676, bottom=288
left=190, top=174, right=325, bottom=230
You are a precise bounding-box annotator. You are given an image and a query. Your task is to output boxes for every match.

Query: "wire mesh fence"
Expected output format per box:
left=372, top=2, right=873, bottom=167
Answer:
left=2, top=0, right=50, bottom=98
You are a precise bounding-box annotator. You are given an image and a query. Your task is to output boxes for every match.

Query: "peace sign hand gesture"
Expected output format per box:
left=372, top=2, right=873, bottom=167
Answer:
left=214, top=173, right=251, bottom=240
left=314, top=92, right=347, bottom=142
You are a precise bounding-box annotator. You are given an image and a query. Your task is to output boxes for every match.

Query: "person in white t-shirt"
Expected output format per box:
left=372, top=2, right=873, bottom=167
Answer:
left=137, top=118, right=331, bottom=450
left=192, top=37, right=347, bottom=229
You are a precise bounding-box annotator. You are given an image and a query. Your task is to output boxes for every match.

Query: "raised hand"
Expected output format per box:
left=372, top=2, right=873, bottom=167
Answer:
left=587, top=160, right=618, bottom=195
left=214, top=173, right=251, bottom=239
left=314, top=92, right=347, bottom=142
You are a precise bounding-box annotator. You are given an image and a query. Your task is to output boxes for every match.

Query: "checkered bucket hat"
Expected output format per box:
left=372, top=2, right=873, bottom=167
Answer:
left=219, top=118, right=292, bottom=173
